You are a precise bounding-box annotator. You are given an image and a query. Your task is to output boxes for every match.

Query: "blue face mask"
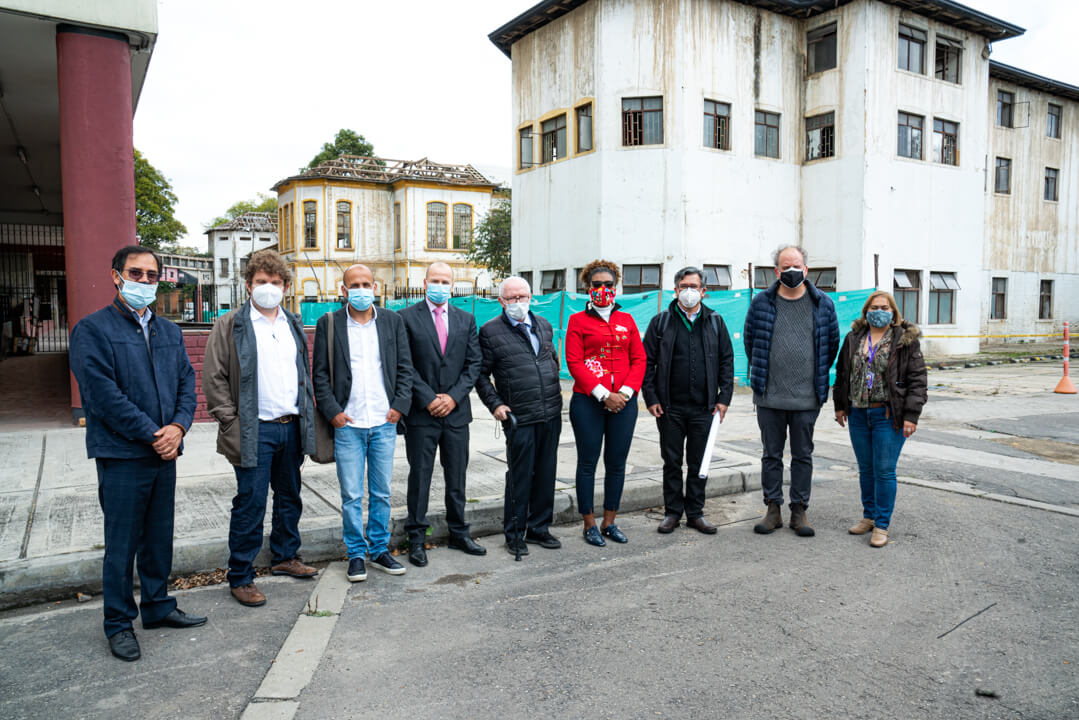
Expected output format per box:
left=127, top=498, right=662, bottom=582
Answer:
left=426, top=282, right=452, bottom=305
left=867, top=309, right=893, bottom=328
left=118, top=277, right=158, bottom=310
left=347, top=287, right=375, bottom=312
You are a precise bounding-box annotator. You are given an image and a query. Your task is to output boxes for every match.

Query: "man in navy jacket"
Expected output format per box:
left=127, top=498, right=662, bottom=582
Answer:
left=70, top=245, right=204, bottom=662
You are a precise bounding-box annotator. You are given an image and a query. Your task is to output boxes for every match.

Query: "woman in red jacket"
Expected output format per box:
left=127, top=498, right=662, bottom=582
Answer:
left=565, top=260, right=647, bottom=546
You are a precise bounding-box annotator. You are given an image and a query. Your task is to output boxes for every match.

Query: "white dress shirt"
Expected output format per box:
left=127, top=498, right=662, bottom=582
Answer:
left=343, top=309, right=391, bottom=428
left=251, top=307, right=300, bottom=420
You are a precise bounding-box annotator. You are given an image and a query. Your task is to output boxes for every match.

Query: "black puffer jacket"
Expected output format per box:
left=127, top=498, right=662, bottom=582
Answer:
left=476, top=311, right=563, bottom=425
left=833, top=318, right=928, bottom=430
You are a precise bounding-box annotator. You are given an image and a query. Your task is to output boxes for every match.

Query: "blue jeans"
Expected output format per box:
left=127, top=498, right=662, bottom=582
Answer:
left=335, top=423, right=396, bottom=558
left=569, top=392, right=638, bottom=514
left=848, top=407, right=907, bottom=530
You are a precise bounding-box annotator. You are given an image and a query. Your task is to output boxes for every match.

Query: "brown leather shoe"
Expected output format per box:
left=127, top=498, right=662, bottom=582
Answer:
left=271, top=558, right=319, bottom=578
left=849, top=518, right=875, bottom=535
left=686, top=517, right=718, bottom=534
left=789, top=503, right=815, bottom=537
left=753, top=502, right=783, bottom=534
left=657, top=515, right=680, bottom=534
left=231, top=583, right=266, bottom=607
left=870, top=527, right=889, bottom=548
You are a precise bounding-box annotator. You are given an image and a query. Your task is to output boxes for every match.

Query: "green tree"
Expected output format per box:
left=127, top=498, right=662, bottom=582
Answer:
left=134, top=149, right=187, bottom=250
left=205, top=193, right=277, bottom=229
left=465, top=198, right=511, bottom=279
left=306, top=128, right=377, bottom=169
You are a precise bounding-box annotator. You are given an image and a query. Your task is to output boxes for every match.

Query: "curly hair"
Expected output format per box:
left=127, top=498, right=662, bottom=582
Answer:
left=244, top=249, right=292, bottom=285
left=578, top=259, right=621, bottom=288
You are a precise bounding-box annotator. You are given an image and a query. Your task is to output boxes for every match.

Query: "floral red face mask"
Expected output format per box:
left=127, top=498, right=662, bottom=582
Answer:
left=590, top=286, right=616, bottom=307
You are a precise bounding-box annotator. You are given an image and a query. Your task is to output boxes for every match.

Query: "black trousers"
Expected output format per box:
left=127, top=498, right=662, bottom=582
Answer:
left=756, top=405, right=821, bottom=507
left=404, top=422, right=471, bottom=541
left=95, top=456, right=178, bottom=638
left=656, top=408, right=713, bottom=520
left=503, top=415, right=561, bottom=541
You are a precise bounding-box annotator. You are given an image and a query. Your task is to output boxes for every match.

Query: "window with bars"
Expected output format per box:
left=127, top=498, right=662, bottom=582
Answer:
left=394, top=202, right=401, bottom=250
left=336, top=201, right=351, bottom=249
left=427, top=202, right=447, bottom=248
left=1045, top=167, right=1059, bottom=201
left=219, top=257, right=229, bottom=278
left=893, top=269, right=920, bottom=323
left=807, top=23, right=837, bottom=74
left=284, top=205, right=292, bottom=250
left=303, top=200, right=317, bottom=248
left=703, top=264, right=732, bottom=290
left=933, top=119, right=958, bottom=166
left=754, top=266, right=775, bottom=289
left=452, top=204, right=472, bottom=249
left=898, top=24, right=926, bottom=73
left=703, top=100, right=731, bottom=150
left=622, top=97, right=663, bottom=146
left=576, top=103, right=593, bottom=152
left=994, top=157, right=1011, bottom=194
left=519, top=127, right=534, bottom=169
left=622, top=264, right=661, bottom=294
left=898, top=112, right=924, bottom=160
left=805, top=112, right=835, bottom=161
left=807, top=267, right=836, bottom=292
left=997, top=90, right=1014, bottom=128
left=990, top=277, right=1007, bottom=319
left=1039, top=280, right=1053, bottom=319
left=540, top=269, right=564, bottom=294
left=541, top=114, right=567, bottom=163
left=928, top=271, right=960, bottom=324
left=1047, top=103, right=1062, bottom=139
left=935, top=36, right=962, bottom=83
left=755, top=111, right=780, bottom=158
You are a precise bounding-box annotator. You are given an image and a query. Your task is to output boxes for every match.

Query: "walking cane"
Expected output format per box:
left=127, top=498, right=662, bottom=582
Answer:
left=505, top=412, right=523, bottom=562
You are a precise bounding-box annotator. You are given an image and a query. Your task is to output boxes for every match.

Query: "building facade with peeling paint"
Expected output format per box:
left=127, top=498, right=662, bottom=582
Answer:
left=492, top=0, right=1076, bottom=355
left=272, top=157, right=498, bottom=311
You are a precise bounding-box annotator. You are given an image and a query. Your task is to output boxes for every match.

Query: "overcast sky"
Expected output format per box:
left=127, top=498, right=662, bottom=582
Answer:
left=132, top=0, right=1078, bottom=252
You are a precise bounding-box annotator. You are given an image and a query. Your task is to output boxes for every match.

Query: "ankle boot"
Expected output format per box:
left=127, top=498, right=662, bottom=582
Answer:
left=753, top=502, right=783, bottom=534
left=789, top=503, right=815, bottom=537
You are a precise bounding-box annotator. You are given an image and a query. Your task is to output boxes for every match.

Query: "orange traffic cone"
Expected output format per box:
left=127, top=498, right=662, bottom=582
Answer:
left=1054, top=321, right=1076, bottom=394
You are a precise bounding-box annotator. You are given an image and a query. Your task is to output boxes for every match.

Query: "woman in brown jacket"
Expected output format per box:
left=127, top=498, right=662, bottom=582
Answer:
left=833, top=291, right=927, bottom=548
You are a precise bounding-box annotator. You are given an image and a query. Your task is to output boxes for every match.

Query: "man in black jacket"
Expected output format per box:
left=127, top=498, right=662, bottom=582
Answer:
left=642, top=266, right=735, bottom=535
left=475, top=276, right=563, bottom=556
left=399, top=262, right=486, bottom=566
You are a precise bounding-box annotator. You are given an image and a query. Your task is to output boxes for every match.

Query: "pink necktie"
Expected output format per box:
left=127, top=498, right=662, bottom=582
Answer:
left=435, top=307, right=447, bottom=354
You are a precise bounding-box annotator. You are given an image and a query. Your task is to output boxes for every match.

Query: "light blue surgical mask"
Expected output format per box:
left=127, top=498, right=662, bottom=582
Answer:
left=118, top=277, right=158, bottom=310
left=347, top=287, right=375, bottom=312
left=867, top=309, right=893, bottom=328
left=426, top=282, right=452, bottom=305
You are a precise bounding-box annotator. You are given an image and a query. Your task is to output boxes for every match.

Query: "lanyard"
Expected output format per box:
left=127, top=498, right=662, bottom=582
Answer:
left=866, top=331, right=885, bottom=389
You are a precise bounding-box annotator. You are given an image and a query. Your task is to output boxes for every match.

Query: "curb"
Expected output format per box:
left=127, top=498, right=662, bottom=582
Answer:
left=0, top=465, right=759, bottom=610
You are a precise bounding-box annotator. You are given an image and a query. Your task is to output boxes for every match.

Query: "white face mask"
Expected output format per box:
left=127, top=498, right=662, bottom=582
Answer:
left=251, top=283, right=283, bottom=310
left=678, top=288, right=702, bottom=309
left=504, top=300, right=530, bottom=321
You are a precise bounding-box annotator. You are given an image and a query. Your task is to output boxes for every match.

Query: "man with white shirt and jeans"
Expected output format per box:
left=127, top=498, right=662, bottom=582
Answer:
left=313, top=264, right=413, bottom=581
left=204, top=250, right=319, bottom=608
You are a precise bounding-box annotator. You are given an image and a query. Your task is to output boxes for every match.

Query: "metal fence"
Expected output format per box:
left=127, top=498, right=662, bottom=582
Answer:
left=0, top=224, right=67, bottom=354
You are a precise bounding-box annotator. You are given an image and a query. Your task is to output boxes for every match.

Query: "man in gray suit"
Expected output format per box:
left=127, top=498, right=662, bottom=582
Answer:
left=399, top=262, right=485, bottom=567
left=313, top=264, right=413, bottom=582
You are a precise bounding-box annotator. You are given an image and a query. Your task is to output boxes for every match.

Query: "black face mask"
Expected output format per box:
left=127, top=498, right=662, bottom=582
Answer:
left=779, top=268, right=805, bottom=289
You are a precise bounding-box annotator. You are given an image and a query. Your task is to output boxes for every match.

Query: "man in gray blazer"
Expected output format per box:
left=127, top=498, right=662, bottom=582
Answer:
left=312, top=264, right=413, bottom=582
left=399, top=262, right=485, bottom=567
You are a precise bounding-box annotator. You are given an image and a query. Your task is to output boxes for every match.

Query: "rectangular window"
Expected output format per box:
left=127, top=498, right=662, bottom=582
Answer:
left=990, top=277, right=1007, bottom=319
left=452, top=204, right=472, bottom=249
left=898, top=24, right=927, bottom=74
left=1039, top=280, right=1053, bottom=319
left=1047, top=103, right=1062, bottom=139
left=928, top=271, right=960, bottom=324
left=574, top=267, right=588, bottom=294
left=807, top=23, right=837, bottom=74
left=303, top=200, right=317, bottom=248
left=994, top=157, right=1011, bottom=194
left=336, top=201, right=351, bottom=249
left=283, top=205, right=292, bottom=250
left=622, top=96, right=663, bottom=146
left=934, top=36, right=962, bottom=84
left=997, top=90, right=1014, bottom=128
left=394, top=202, right=401, bottom=250
left=576, top=103, right=593, bottom=152
left=754, top=266, right=775, bottom=289
left=933, top=119, right=958, bottom=166
left=1045, top=167, right=1059, bottom=201
left=807, top=267, right=836, bottom=292
left=893, top=269, right=920, bottom=323
left=541, top=114, right=567, bottom=163
left=622, top=264, right=661, bottom=294
left=540, top=269, right=564, bottom=294
left=427, top=202, right=447, bottom=248
left=519, top=271, right=533, bottom=291
left=219, top=257, right=229, bottom=278
left=805, top=112, right=835, bottom=161
left=755, top=111, right=780, bottom=158
left=897, top=112, right=924, bottom=160
left=703, top=264, right=732, bottom=290
left=703, top=100, right=731, bottom=150
left=519, top=127, right=534, bottom=169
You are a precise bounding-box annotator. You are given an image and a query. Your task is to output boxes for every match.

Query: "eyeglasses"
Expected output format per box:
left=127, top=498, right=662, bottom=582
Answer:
left=590, top=281, right=615, bottom=289
left=123, top=268, right=160, bottom=282
left=503, top=295, right=530, bottom=303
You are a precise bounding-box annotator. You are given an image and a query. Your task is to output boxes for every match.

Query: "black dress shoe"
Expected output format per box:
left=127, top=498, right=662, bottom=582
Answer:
left=409, top=543, right=428, bottom=567
left=657, top=515, right=680, bottom=534
left=686, top=516, right=718, bottom=534
left=108, top=629, right=140, bottom=661
left=524, top=531, right=562, bottom=549
left=143, top=608, right=207, bottom=629
left=448, top=536, right=487, bottom=556
left=505, top=538, right=529, bottom=555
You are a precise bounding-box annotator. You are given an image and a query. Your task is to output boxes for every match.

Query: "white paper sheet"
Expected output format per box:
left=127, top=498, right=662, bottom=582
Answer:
left=698, top=411, right=723, bottom=479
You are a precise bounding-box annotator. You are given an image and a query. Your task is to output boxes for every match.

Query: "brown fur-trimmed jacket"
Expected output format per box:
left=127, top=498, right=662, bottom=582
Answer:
left=833, top=319, right=928, bottom=430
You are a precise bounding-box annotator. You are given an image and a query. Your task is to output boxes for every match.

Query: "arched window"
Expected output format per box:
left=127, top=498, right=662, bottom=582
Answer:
left=452, top=204, right=472, bottom=249
left=427, top=202, right=447, bottom=248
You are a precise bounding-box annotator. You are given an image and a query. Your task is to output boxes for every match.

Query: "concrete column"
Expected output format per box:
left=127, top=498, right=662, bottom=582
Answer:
left=56, top=25, right=136, bottom=413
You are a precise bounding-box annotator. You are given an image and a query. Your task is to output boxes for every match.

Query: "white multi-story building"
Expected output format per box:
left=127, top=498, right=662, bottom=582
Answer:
left=490, top=0, right=1076, bottom=355
left=204, top=212, right=277, bottom=313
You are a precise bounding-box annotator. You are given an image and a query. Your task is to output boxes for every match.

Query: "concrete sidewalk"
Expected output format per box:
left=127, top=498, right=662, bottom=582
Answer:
left=0, top=389, right=763, bottom=609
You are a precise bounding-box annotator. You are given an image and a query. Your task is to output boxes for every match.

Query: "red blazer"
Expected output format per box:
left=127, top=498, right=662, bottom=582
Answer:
left=565, top=305, right=647, bottom=397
